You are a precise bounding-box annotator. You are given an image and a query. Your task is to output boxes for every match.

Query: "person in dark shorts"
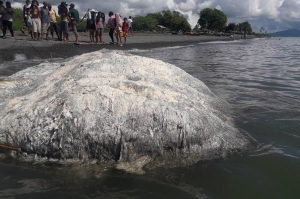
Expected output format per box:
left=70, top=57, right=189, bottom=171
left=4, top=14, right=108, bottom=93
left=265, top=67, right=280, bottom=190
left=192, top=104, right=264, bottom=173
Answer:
left=68, top=3, right=79, bottom=42
left=89, top=11, right=96, bottom=43
left=47, top=3, right=59, bottom=40
left=106, top=11, right=115, bottom=44
left=21, top=0, right=31, bottom=35
left=58, top=2, right=69, bottom=41
left=40, top=1, right=50, bottom=40
left=2, top=2, right=14, bottom=39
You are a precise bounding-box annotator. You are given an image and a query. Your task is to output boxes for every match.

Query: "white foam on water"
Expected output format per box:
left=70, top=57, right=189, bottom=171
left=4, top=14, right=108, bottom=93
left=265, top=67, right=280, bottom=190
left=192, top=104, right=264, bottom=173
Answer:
left=126, top=48, right=153, bottom=53
left=127, top=45, right=196, bottom=53
left=199, top=40, right=243, bottom=45
left=14, top=54, right=27, bottom=61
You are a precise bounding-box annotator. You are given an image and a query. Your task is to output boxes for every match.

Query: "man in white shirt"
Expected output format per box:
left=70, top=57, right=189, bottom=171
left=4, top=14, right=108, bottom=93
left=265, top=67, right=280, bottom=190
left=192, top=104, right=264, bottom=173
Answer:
left=128, top=16, right=133, bottom=36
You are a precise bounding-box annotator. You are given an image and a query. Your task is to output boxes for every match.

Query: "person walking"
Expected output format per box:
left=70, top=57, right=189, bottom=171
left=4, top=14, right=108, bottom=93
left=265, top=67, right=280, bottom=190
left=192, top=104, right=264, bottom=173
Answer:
left=2, top=1, right=14, bottom=39
left=68, top=3, right=79, bottom=42
left=40, top=1, right=50, bottom=40
left=107, top=11, right=115, bottom=44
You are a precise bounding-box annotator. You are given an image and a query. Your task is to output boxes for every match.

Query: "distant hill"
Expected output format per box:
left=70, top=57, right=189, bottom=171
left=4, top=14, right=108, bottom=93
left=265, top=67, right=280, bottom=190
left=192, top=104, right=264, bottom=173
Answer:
left=269, top=29, right=300, bottom=37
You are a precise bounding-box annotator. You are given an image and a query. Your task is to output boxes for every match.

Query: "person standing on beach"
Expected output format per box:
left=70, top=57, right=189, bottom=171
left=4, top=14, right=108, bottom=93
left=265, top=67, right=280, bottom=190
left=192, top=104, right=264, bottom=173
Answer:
left=40, top=1, right=50, bottom=40
left=114, top=13, right=122, bottom=46
left=25, top=8, right=33, bottom=39
left=107, top=11, right=115, bottom=44
left=47, top=4, right=59, bottom=40
left=95, top=12, right=103, bottom=44
left=21, top=0, right=31, bottom=35
left=101, top=12, right=105, bottom=28
left=122, top=17, right=128, bottom=44
left=31, top=2, right=41, bottom=41
left=128, top=16, right=133, bottom=36
left=68, top=3, right=79, bottom=42
left=89, top=11, right=96, bottom=43
left=0, top=1, right=4, bottom=36
left=2, top=2, right=14, bottom=39
left=58, top=2, right=69, bottom=41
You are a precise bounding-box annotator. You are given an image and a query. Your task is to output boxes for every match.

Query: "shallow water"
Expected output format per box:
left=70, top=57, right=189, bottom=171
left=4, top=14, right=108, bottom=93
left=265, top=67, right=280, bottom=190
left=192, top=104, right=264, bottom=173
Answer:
left=1, top=38, right=300, bottom=199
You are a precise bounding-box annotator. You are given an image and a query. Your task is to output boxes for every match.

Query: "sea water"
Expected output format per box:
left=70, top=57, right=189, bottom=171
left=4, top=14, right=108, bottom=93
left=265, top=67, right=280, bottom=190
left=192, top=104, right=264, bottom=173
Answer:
left=0, top=37, right=300, bottom=199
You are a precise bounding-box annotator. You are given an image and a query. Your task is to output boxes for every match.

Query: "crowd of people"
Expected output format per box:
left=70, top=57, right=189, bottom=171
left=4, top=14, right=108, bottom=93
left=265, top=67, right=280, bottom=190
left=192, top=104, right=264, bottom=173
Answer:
left=0, top=0, right=134, bottom=46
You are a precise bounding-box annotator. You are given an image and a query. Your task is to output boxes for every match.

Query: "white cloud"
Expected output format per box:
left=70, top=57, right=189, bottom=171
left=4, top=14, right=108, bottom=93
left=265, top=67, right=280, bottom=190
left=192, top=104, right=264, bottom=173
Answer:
left=178, top=0, right=197, bottom=12
left=11, top=0, right=300, bottom=32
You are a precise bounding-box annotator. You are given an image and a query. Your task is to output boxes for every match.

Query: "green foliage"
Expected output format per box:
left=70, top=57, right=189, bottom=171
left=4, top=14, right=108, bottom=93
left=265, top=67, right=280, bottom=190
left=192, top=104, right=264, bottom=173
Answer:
left=133, top=9, right=191, bottom=32
left=225, top=23, right=236, bottom=32
left=77, top=19, right=87, bottom=30
left=198, top=8, right=227, bottom=32
left=236, top=21, right=252, bottom=34
left=12, top=8, right=24, bottom=31
left=133, top=15, right=158, bottom=31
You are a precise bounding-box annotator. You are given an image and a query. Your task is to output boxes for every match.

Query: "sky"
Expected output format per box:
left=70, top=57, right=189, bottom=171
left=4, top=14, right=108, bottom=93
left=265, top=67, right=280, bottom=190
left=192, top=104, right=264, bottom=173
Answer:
left=10, top=0, right=300, bottom=32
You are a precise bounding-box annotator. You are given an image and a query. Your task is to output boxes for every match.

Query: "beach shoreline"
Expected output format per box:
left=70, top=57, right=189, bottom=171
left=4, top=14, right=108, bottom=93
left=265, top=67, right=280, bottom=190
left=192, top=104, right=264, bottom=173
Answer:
left=0, top=32, right=255, bottom=76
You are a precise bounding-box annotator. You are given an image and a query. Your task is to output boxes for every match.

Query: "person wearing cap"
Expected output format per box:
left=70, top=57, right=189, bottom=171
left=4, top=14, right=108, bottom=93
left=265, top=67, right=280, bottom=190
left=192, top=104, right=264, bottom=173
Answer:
left=68, top=3, right=79, bottom=42
left=2, top=1, right=14, bottom=39
left=40, top=1, right=50, bottom=40
left=21, top=0, right=31, bottom=35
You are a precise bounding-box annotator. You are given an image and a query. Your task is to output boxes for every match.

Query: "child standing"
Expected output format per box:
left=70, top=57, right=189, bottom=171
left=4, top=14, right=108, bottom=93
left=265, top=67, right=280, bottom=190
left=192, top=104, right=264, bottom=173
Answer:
left=95, top=12, right=103, bottom=44
left=25, top=8, right=33, bottom=39
left=122, top=17, right=128, bottom=44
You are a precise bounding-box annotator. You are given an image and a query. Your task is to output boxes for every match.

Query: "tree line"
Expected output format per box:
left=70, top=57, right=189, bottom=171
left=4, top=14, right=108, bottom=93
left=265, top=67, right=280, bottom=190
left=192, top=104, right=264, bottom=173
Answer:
left=132, top=10, right=191, bottom=32
left=196, top=8, right=255, bottom=35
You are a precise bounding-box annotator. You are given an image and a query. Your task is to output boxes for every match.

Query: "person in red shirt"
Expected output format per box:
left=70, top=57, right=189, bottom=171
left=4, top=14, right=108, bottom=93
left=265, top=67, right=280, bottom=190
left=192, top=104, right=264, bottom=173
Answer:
left=122, top=17, right=128, bottom=44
